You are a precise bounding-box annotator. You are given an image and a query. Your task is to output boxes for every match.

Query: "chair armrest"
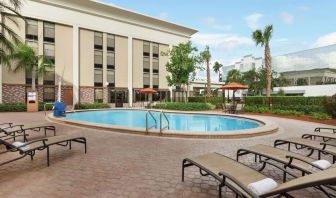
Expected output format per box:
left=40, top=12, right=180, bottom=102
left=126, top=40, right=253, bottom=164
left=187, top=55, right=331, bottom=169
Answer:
left=0, top=122, right=12, bottom=127
left=259, top=160, right=298, bottom=179
left=314, top=127, right=336, bottom=133
left=218, top=170, right=258, bottom=198
left=285, top=155, right=323, bottom=172
left=2, top=134, right=27, bottom=141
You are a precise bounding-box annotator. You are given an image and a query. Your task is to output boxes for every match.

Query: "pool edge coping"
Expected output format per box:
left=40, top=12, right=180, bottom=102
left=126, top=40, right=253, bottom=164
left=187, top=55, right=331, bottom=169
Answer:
left=47, top=108, right=279, bottom=139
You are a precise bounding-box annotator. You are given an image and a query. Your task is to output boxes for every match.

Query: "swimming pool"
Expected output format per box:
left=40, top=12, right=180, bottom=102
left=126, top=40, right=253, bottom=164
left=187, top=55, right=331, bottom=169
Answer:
left=65, top=110, right=262, bottom=133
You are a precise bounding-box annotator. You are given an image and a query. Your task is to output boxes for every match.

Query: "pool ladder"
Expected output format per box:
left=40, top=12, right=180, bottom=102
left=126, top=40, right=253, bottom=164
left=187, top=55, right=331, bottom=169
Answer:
left=145, top=110, right=170, bottom=135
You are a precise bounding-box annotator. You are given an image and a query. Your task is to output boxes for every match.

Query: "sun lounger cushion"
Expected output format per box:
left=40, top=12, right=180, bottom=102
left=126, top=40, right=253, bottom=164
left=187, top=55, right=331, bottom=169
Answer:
left=247, top=178, right=278, bottom=195
left=309, top=160, right=332, bottom=172
left=12, top=142, right=30, bottom=151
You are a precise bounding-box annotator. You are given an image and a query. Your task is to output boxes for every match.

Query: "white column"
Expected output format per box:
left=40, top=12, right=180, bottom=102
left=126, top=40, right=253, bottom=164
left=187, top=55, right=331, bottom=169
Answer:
left=72, top=25, right=79, bottom=106
left=127, top=37, right=133, bottom=107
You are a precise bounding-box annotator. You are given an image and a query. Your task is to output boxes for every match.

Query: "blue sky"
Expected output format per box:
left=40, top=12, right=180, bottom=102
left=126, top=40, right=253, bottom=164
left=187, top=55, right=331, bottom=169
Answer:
left=99, top=0, right=336, bottom=81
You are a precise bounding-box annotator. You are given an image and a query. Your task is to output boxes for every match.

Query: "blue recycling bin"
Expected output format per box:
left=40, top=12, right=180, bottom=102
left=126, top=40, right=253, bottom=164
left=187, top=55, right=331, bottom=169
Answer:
left=53, top=102, right=66, bottom=117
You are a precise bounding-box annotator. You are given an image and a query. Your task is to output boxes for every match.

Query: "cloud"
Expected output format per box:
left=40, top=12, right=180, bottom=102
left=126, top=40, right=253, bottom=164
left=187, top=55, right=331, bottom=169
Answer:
left=201, top=16, right=232, bottom=31
left=158, top=12, right=168, bottom=20
left=312, top=32, right=336, bottom=48
left=297, top=5, right=310, bottom=12
left=280, top=12, right=294, bottom=24
left=192, top=33, right=253, bottom=50
left=244, top=13, right=263, bottom=30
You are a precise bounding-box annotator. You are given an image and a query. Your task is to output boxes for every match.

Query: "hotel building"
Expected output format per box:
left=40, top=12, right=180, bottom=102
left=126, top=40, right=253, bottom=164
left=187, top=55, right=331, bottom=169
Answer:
left=0, top=0, right=197, bottom=106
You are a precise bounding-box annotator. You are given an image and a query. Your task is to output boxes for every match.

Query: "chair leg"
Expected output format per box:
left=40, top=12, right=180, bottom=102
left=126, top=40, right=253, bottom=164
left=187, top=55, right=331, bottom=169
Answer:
left=47, top=146, right=50, bottom=167
left=69, top=141, right=72, bottom=150
left=182, top=160, right=185, bottom=182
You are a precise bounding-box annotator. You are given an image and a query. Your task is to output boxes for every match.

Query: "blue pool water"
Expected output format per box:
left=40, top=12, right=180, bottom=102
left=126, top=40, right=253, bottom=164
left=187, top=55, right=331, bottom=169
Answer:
left=65, top=110, right=261, bottom=132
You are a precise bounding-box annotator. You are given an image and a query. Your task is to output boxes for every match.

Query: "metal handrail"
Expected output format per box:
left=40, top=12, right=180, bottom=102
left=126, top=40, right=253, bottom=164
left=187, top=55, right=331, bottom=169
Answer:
left=146, top=110, right=157, bottom=134
left=159, top=110, right=170, bottom=135
left=44, top=102, right=54, bottom=116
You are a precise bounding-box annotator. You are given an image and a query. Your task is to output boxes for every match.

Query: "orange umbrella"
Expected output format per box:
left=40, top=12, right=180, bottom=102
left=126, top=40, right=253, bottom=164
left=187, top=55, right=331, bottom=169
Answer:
left=220, top=82, right=248, bottom=105
left=220, top=82, right=248, bottom=90
left=140, top=88, right=158, bottom=94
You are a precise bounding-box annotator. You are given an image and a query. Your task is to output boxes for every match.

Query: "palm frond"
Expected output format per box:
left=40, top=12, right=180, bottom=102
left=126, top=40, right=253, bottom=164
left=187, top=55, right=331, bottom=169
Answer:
left=37, top=55, right=55, bottom=74
left=0, top=1, right=22, bottom=17
left=252, top=29, right=264, bottom=46
left=0, top=22, right=22, bottom=45
left=263, top=24, right=273, bottom=44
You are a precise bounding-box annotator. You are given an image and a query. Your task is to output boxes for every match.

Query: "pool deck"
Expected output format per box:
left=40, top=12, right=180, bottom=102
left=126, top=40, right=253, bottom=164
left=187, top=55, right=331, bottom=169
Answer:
left=0, top=111, right=335, bottom=197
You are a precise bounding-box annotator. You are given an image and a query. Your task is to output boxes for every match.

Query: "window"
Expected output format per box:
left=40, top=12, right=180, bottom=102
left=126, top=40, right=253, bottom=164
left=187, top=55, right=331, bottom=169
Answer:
left=44, top=86, right=55, bottom=102
left=94, top=32, right=103, bottom=50
left=94, top=69, right=103, bottom=87
left=143, top=41, right=150, bottom=57
left=107, top=70, right=115, bottom=87
left=107, top=52, right=115, bottom=69
left=25, top=71, right=38, bottom=85
left=153, top=58, right=159, bottom=70
left=153, top=69, right=159, bottom=74
left=43, top=22, right=55, bottom=43
left=153, top=73, right=159, bottom=87
left=143, top=73, right=150, bottom=87
left=43, top=71, right=55, bottom=85
left=94, top=50, right=103, bottom=68
left=26, top=40, right=38, bottom=54
left=152, top=43, right=159, bottom=58
left=94, top=88, right=103, bottom=103
left=26, top=19, right=38, bottom=40
left=143, top=68, right=150, bottom=73
left=44, top=43, right=55, bottom=64
left=107, top=34, right=115, bottom=51
left=143, top=57, right=150, bottom=69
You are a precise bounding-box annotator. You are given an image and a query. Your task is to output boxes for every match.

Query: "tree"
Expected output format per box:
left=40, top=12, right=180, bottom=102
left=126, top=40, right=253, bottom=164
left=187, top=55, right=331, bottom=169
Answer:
left=242, top=68, right=258, bottom=95
left=199, top=46, right=212, bottom=97
left=0, top=0, right=22, bottom=66
left=10, top=43, right=54, bottom=91
left=252, top=24, right=273, bottom=97
left=213, top=61, right=223, bottom=82
left=162, top=41, right=199, bottom=88
left=225, top=69, right=242, bottom=83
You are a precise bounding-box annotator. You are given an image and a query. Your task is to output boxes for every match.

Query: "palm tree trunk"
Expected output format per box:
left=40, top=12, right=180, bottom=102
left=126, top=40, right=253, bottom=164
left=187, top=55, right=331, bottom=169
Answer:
left=206, top=61, right=211, bottom=97
left=31, top=68, right=36, bottom=91
left=265, top=43, right=271, bottom=97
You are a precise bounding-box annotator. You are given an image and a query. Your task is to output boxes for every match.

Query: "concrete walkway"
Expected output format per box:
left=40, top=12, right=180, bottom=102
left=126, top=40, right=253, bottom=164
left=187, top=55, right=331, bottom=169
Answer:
left=0, top=111, right=334, bottom=198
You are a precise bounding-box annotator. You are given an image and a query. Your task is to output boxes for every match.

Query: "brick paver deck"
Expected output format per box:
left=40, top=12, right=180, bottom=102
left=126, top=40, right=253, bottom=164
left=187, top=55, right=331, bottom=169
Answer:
left=0, top=111, right=335, bottom=198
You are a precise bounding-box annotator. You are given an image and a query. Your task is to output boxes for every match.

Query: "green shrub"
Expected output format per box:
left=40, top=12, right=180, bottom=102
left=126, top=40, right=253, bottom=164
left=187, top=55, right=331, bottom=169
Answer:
left=0, top=103, right=26, bottom=112
left=244, top=97, right=266, bottom=106
left=153, top=102, right=215, bottom=111
left=38, top=103, right=54, bottom=111
left=309, top=112, right=332, bottom=120
left=323, top=96, right=336, bottom=118
left=188, top=97, right=224, bottom=108
left=74, top=103, right=110, bottom=110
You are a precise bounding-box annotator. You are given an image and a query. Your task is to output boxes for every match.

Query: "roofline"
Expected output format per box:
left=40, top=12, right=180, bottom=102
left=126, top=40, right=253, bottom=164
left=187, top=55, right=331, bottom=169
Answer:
left=32, top=0, right=198, bottom=37
left=94, top=0, right=198, bottom=35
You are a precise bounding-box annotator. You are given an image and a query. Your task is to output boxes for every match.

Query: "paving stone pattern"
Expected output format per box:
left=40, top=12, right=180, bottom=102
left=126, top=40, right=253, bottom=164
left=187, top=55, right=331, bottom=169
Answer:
left=0, top=112, right=334, bottom=197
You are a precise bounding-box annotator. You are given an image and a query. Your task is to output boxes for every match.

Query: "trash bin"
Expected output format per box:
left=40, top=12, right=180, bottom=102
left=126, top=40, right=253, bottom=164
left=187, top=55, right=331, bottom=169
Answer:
left=53, top=102, right=66, bottom=117
left=27, top=91, right=38, bottom=112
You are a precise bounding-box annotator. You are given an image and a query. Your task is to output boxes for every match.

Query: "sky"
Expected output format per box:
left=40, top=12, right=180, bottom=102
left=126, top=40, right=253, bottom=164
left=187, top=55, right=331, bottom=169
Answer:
left=99, top=0, right=336, bottom=81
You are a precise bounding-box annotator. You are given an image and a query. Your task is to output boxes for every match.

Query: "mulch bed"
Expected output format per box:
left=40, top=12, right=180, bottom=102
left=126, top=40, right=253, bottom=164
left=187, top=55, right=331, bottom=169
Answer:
left=243, top=112, right=336, bottom=126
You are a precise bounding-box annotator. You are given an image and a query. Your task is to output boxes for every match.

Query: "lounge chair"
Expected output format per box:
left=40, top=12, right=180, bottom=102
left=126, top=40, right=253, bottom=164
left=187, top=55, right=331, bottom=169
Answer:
left=0, top=122, right=13, bottom=129
left=303, top=132, right=336, bottom=143
left=274, top=137, right=336, bottom=163
left=315, top=127, right=336, bottom=133
left=0, top=123, right=56, bottom=142
left=237, top=144, right=336, bottom=182
left=182, top=152, right=336, bottom=198
left=0, top=133, right=86, bottom=166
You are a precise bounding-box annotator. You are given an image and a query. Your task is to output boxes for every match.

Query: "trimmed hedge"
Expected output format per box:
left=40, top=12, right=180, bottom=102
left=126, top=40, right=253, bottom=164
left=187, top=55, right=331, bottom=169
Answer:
left=323, top=96, right=336, bottom=118
left=153, top=102, right=215, bottom=111
left=245, top=96, right=324, bottom=107
left=0, top=103, right=26, bottom=112
left=188, top=97, right=224, bottom=108
left=74, top=103, right=110, bottom=110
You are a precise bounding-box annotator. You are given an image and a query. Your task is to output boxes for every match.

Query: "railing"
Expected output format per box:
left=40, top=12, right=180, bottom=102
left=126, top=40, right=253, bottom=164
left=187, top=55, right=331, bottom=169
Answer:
left=44, top=102, right=54, bottom=116
left=146, top=110, right=157, bottom=134
left=159, top=110, right=170, bottom=135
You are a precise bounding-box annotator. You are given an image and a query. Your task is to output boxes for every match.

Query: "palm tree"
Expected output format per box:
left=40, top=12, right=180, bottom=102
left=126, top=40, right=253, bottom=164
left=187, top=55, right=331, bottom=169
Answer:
left=200, top=45, right=211, bottom=97
left=0, top=0, right=23, bottom=65
left=225, top=69, right=242, bottom=83
left=213, top=61, right=223, bottom=82
left=10, top=43, right=54, bottom=91
left=252, top=24, right=273, bottom=97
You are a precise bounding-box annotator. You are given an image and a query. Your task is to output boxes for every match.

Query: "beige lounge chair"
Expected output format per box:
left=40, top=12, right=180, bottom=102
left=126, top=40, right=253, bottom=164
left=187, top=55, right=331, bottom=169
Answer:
left=0, top=123, right=56, bottom=142
left=0, top=133, right=86, bottom=166
left=182, top=152, right=336, bottom=198
left=274, top=137, right=336, bottom=163
left=237, top=144, right=336, bottom=182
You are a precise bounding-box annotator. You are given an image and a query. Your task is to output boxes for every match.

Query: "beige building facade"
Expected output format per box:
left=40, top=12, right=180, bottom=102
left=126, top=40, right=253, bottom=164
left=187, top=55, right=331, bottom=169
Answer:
left=1, top=0, right=197, bottom=106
